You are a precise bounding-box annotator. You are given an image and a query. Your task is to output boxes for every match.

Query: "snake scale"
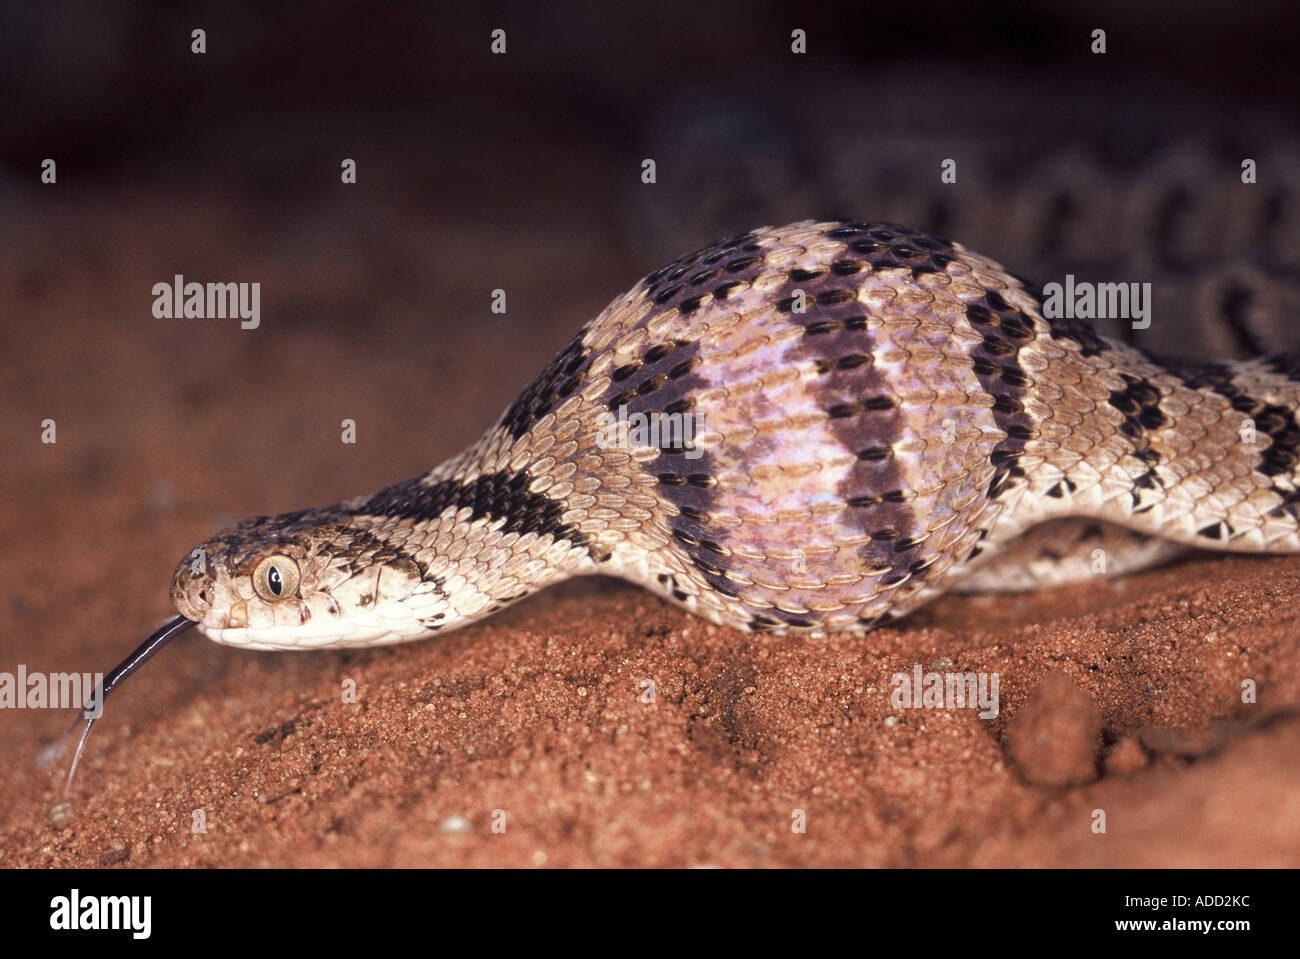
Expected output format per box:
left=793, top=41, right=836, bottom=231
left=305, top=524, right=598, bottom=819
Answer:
left=62, top=218, right=1300, bottom=786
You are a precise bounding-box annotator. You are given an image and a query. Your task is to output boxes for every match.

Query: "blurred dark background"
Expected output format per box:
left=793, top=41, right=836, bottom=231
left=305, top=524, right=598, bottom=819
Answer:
left=2, top=1, right=1298, bottom=365
left=1, top=0, right=1297, bottom=644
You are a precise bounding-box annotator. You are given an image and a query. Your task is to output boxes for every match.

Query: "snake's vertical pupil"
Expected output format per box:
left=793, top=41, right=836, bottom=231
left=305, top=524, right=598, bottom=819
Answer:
left=268, top=566, right=282, bottom=595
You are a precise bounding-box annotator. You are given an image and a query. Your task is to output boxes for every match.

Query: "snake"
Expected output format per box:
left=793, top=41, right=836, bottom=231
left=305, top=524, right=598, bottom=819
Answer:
left=61, top=218, right=1300, bottom=788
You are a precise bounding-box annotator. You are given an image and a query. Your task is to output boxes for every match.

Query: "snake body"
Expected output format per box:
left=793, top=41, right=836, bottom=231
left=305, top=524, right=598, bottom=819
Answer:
left=169, top=220, right=1300, bottom=649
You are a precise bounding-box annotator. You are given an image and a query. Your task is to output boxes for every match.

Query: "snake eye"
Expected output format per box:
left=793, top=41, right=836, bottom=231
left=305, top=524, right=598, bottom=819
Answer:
left=252, top=554, right=300, bottom=602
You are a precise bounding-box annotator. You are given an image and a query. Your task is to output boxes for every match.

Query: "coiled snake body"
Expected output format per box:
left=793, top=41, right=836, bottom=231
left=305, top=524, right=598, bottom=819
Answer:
left=59, top=218, right=1300, bottom=786
left=165, top=219, right=1300, bottom=649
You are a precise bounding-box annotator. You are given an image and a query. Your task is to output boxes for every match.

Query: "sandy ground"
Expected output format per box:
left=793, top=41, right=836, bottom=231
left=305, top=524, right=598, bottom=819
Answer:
left=2, top=187, right=1299, bottom=868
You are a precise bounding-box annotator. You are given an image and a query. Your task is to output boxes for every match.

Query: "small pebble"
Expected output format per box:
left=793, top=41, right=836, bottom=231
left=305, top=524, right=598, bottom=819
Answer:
left=100, top=842, right=131, bottom=865
left=1007, top=672, right=1102, bottom=787
left=50, top=802, right=75, bottom=830
left=1105, top=736, right=1149, bottom=775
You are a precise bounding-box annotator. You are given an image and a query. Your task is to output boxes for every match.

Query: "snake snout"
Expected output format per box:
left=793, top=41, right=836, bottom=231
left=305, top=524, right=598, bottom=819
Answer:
left=172, top=583, right=211, bottom=622
left=169, top=551, right=216, bottom=623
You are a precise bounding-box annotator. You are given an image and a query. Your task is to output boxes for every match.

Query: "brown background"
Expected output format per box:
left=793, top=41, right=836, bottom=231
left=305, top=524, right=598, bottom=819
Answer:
left=1, top=0, right=1298, bottom=867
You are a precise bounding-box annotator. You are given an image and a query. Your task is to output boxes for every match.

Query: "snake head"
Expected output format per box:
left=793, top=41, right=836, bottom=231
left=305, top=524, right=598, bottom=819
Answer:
left=169, top=508, right=433, bottom=650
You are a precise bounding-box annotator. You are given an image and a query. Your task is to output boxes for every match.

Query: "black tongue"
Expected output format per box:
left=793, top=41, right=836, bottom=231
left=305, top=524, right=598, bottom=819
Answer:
left=62, top=615, right=197, bottom=794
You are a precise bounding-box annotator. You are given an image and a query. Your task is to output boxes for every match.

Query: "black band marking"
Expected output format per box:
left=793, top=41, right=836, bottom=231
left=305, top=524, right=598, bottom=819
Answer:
left=351, top=471, right=590, bottom=547
left=1156, top=356, right=1300, bottom=519
left=501, top=334, right=593, bottom=440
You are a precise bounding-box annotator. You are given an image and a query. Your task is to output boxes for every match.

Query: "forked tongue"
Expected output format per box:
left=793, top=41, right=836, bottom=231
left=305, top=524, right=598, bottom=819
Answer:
left=56, top=615, right=196, bottom=794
